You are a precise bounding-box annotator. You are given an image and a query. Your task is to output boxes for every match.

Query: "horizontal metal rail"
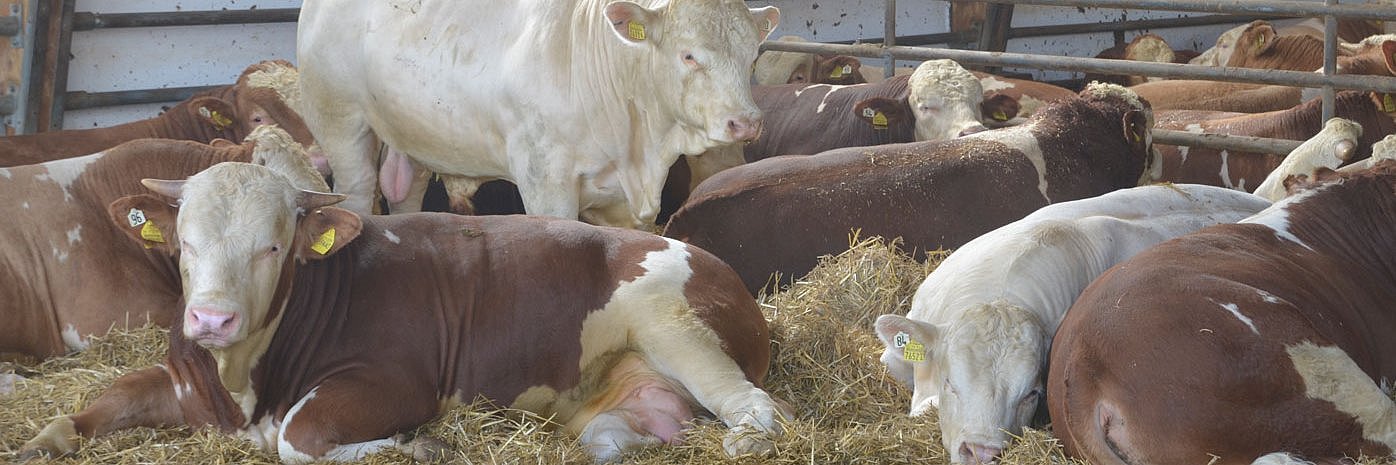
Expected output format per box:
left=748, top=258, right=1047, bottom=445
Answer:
left=980, top=0, right=1396, bottom=22
left=63, top=85, right=222, bottom=111
left=847, top=14, right=1276, bottom=46
left=759, top=41, right=1396, bottom=93
left=72, top=8, right=299, bottom=31
left=1154, top=128, right=1303, bottom=153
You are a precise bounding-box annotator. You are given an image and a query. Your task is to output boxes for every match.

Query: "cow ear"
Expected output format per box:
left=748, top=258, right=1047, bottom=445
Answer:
left=295, top=206, right=362, bottom=260
left=108, top=194, right=180, bottom=255
left=817, top=55, right=865, bottom=84
left=874, top=314, right=939, bottom=367
left=1122, top=109, right=1149, bottom=147
left=853, top=97, right=909, bottom=131
left=1384, top=41, right=1396, bottom=77
left=981, top=93, right=1021, bottom=124
left=1249, top=22, right=1277, bottom=54
left=189, top=97, right=237, bottom=133
left=604, top=2, right=659, bottom=46
left=749, top=7, right=780, bottom=41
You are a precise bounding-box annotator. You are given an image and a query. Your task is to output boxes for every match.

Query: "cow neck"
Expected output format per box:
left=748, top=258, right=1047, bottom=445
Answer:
left=1284, top=168, right=1396, bottom=275
left=1026, top=99, right=1143, bottom=197
left=209, top=237, right=300, bottom=408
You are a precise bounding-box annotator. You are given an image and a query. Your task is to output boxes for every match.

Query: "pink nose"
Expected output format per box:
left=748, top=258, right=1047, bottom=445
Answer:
left=726, top=117, right=763, bottom=142
left=307, top=147, right=333, bottom=177
left=960, top=442, right=1003, bottom=465
left=186, top=307, right=240, bottom=341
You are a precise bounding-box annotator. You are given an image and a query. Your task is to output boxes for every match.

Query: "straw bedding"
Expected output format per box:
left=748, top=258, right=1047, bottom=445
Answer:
left=3, top=236, right=1075, bottom=464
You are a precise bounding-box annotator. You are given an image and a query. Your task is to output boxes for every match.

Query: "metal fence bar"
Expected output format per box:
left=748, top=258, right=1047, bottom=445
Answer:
left=1006, top=14, right=1274, bottom=39
left=759, top=41, right=1396, bottom=93
left=63, top=85, right=221, bottom=111
left=979, top=0, right=1396, bottom=21
left=71, top=8, right=300, bottom=31
left=1321, top=0, right=1337, bottom=122
left=884, top=0, right=896, bottom=79
left=1154, top=129, right=1304, bottom=154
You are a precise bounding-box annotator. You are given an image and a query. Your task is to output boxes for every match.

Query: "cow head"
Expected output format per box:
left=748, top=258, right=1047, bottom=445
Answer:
left=875, top=302, right=1048, bottom=465
left=813, top=55, right=867, bottom=85
left=752, top=36, right=813, bottom=85
left=603, top=0, right=779, bottom=149
left=907, top=59, right=989, bottom=141
left=1079, top=82, right=1159, bottom=185
left=108, top=163, right=360, bottom=350
left=980, top=94, right=1021, bottom=127
left=1336, top=36, right=1396, bottom=77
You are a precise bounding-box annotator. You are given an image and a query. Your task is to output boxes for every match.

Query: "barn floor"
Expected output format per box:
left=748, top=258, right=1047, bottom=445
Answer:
left=6, top=236, right=1379, bottom=465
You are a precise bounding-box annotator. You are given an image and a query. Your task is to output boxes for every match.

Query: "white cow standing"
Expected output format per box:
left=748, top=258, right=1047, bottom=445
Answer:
left=297, top=0, right=779, bottom=226
left=873, top=184, right=1273, bottom=465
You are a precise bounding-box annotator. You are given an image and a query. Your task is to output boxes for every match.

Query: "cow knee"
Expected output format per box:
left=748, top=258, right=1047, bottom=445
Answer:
left=579, top=410, right=661, bottom=463
left=718, top=390, right=789, bottom=457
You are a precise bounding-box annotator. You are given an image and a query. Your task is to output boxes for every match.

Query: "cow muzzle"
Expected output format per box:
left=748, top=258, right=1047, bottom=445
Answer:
left=725, top=116, right=763, bottom=143
left=958, top=441, right=1004, bottom=465
left=184, top=305, right=242, bottom=348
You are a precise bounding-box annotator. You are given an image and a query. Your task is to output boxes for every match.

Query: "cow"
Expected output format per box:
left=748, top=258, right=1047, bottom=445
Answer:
left=1153, top=91, right=1396, bottom=190
left=297, top=0, right=780, bottom=228
left=1087, top=33, right=1194, bottom=87
left=972, top=72, right=1079, bottom=119
left=1048, top=160, right=1396, bottom=465
left=752, top=36, right=867, bottom=86
left=1225, top=21, right=1332, bottom=72
left=873, top=184, right=1271, bottom=465
left=1338, top=133, right=1396, bottom=173
left=0, top=61, right=323, bottom=173
left=664, top=82, right=1160, bottom=295
left=0, top=126, right=313, bottom=363
left=17, top=162, right=787, bottom=464
left=1129, top=80, right=1303, bottom=113
left=1251, top=118, right=1361, bottom=200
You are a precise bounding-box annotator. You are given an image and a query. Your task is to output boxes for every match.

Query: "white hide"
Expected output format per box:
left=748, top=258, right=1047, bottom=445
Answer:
left=1339, top=134, right=1396, bottom=174
left=297, top=0, right=778, bottom=226
left=752, top=35, right=813, bottom=85
left=875, top=184, right=1272, bottom=464
left=1190, top=23, right=1249, bottom=67
left=1252, top=118, right=1361, bottom=201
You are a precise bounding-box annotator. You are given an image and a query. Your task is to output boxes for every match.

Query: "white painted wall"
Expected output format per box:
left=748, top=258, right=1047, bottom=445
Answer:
left=64, top=0, right=1243, bottom=128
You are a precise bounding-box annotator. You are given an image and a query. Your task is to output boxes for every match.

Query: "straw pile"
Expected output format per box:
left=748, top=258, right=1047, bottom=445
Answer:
left=2, top=235, right=1083, bottom=465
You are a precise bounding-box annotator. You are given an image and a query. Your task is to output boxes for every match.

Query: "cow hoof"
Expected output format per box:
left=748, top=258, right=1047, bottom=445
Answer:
left=721, top=426, right=777, bottom=457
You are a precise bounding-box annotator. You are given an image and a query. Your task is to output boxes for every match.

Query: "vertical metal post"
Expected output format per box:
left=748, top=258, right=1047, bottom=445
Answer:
left=884, top=0, right=896, bottom=79
left=24, top=0, right=71, bottom=132
left=1321, top=0, right=1337, bottom=124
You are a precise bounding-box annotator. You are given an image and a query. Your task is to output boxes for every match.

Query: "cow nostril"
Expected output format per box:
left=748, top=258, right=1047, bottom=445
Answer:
left=959, top=442, right=1003, bottom=465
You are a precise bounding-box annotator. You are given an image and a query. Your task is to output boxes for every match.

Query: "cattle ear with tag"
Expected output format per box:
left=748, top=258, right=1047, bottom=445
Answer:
left=873, top=315, right=940, bottom=384
left=1244, top=21, right=1277, bottom=56
left=1382, top=40, right=1396, bottom=77
left=981, top=93, right=1021, bottom=126
left=295, top=206, right=362, bottom=260
left=852, top=97, right=909, bottom=131
left=108, top=194, right=180, bottom=255
left=604, top=2, right=660, bottom=45
left=816, top=55, right=865, bottom=85
left=189, top=97, right=238, bottom=134
left=1122, top=109, right=1149, bottom=149
left=749, top=7, right=780, bottom=41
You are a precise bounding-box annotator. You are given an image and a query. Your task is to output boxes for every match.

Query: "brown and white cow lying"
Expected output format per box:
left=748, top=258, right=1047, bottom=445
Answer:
left=19, top=163, right=786, bottom=463
left=1153, top=91, right=1396, bottom=190
left=664, top=82, right=1159, bottom=295
left=0, top=61, right=322, bottom=172
left=0, top=126, right=310, bottom=362
left=1049, top=160, right=1396, bottom=465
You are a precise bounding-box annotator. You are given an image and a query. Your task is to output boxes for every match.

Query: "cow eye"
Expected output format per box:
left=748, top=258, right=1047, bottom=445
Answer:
left=681, top=52, right=700, bottom=69
left=252, top=116, right=264, bottom=124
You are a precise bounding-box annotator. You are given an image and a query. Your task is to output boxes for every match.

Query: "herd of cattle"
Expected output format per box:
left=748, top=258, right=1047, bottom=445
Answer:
left=3, top=1, right=1396, bottom=464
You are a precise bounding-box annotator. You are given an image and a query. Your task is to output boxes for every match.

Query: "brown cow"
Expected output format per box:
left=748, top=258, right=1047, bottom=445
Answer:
left=18, top=162, right=786, bottom=463
left=664, top=83, right=1158, bottom=295
left=1129, top=80, right=1303, bottom=113
left=1152, top=91, right=1396, bottom=190
left=1087, top=33, right=1197, bottom=87
left=1049, top=161, right=1396, bottom=465
left=1225, top=21, right=1334, bottom=72
left=0, top=127, right=311, bottom=362
left=0, top=61, right=320, bottom=171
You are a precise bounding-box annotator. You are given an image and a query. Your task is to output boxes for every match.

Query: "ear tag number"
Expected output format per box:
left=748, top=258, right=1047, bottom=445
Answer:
left=892, top=331, right=909, bottom=348
left=140, top=222, right=165, bottom=243
left=903, top=340, right=926, bottom=362
left=311, top=228, right=336, bottom=255
left=127, top=208, right=147, bottom=227
left=628, top=22, right=646, bottom=41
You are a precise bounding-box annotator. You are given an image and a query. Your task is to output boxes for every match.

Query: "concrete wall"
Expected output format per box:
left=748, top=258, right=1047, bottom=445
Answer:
left=63, top=0, right=1246, bottom=128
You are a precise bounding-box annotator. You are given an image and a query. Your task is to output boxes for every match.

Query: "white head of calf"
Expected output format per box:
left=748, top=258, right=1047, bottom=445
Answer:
left=603, top=0, right=780, bottom=150
left=875, top=302, right=1048, bottom=465
left=907, top=59, right=989, bottom=141
left=111, top=163, right=360, bottom=351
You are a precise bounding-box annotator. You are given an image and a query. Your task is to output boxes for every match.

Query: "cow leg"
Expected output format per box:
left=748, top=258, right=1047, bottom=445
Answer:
left=18, top=366, right=184, bottom=459
left=638, top=334, right=788, bottom=457
left=276, top=379, right=439, bottom=464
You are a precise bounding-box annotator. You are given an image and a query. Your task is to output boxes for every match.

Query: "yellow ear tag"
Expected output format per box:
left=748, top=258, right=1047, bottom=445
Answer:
left=830, top=67, right=844, bottom=79
left=206, top=109, right=232, bottom=130
left=871, top=111, right=889, bottom=129
left=311, top=228, right=336, bottom=255
left=628, top=22, right=646, bottom=41
left=992, top=111, right=1009, bottom=121
left=1384, top=94, right=1395, bottom=113
left=903, top=339, right=926, bottom=362
left=140, top=222, right=165, bottom=243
